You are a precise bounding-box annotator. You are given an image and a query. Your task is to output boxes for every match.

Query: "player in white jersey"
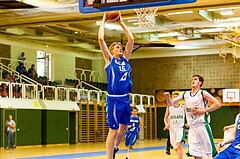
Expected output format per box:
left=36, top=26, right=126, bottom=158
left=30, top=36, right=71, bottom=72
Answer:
left=172, top=75, right=221, bottom=159
left=164, top=92, right=185, bottom=159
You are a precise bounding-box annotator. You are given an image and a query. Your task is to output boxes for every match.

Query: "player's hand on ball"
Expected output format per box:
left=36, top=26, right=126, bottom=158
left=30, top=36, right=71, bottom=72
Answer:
left=116, top=12, right=123, bottom=23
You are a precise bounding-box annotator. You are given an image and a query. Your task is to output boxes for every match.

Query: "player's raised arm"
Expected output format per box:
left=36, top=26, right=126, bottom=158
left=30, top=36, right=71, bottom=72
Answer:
left=117, top=14, right=134, bottom=61
left=172, top=94, right=183, bottom=106
left=164, top=92, right=172, bottom=106
left=98, top=12, right=112, bottom=65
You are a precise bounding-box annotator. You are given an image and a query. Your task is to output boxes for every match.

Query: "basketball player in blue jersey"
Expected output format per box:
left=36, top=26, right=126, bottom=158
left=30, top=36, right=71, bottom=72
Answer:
left=214, top=113, right=240, bottom=159
left=98, top=12, right=134, bottom=159
left=172, top=75, right=221, bottom=159
left=125, top=107, right=143, bottom=159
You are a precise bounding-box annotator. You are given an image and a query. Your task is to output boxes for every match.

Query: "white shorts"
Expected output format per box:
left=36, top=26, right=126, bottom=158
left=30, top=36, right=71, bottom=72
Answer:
left=169, top=127, right=185, bottom=149
left=188, top=124, right=217, bottom=157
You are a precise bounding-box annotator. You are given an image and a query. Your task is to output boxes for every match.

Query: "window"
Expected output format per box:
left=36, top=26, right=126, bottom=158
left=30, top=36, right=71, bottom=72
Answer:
left=37, top=51, right=51, bottom=80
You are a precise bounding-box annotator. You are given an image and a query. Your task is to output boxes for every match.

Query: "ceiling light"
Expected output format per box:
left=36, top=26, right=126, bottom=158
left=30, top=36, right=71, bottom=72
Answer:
left=196, top=28, right=226, bottom=33
left=220, top=10, right=234, bottom=16
left=225, top=17, right=240, bottom=22
left=168, top=11, right=193, bottom=15
left=127, top=19, right=138, bottom=23
left=96, top=21, right=121, bottom=30
left=207, top=6, right=240, bottom=11
left=175, top=46, right=199, bottom=49
left=156, top=32, right=180, bottom=37
left=178, top=35, right=189, bottom=40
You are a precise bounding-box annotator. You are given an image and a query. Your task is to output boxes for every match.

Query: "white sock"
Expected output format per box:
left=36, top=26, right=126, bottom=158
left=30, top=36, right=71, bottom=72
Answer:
left=126, top=151, right=130, bottom=158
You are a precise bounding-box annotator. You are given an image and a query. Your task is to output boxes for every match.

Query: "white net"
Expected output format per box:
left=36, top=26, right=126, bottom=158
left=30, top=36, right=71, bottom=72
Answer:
left=134, top=7, right=158, bottom=27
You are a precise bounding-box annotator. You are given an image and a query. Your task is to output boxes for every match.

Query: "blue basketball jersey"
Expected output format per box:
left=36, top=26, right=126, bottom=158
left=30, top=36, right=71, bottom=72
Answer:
left=127, top=115, right=140, bottom=134
left=228, top=115, right=240, bottom=151
left=214, top=115, right=240, bottom=159
left=105, top=56, right=132, bottom=95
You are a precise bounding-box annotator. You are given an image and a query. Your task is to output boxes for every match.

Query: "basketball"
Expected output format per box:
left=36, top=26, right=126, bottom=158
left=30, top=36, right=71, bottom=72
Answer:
left=106, top=11, right=120, bottom=22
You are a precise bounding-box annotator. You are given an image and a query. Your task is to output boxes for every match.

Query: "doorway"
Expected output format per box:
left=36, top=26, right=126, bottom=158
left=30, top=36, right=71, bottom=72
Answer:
left=69, top=111, right=78, bottom=144
left=37, top=51, right=52, bottom=81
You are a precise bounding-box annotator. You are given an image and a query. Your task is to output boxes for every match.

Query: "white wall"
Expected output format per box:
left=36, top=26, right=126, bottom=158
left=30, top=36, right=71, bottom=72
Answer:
left=53, top=53, right=75, bottom=81
left=92, top=58, right=107, bottom=83
left=0, top=34, right=95, bottom=82
left=11, top=46, right=37, bottom=70
left=11, top=47, right=76, bottom=82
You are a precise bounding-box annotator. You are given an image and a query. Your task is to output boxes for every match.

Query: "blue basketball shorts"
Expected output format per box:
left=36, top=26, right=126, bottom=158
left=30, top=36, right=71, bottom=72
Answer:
left=125, top=132, right=138, bottom=147
left=106, top=95, right=131, bottom=130
left=214, top=145, right=240, bottom=159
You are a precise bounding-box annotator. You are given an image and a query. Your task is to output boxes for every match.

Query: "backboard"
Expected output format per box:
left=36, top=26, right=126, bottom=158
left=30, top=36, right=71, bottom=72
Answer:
left=222, top=89, right=240, bottom=103
left=79, top=0, right=197, bottom=14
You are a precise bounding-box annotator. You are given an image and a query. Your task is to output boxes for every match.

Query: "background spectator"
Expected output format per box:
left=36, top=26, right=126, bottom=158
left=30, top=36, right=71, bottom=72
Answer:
left=4, top=73, right=13, bottom=83
left=18, top=52, right=26, bottom=65
left=28, top=64, right=38, bottom=80
left=16, top=63, right=28, bottom=76
left=5, top=115, right=16, bottom=150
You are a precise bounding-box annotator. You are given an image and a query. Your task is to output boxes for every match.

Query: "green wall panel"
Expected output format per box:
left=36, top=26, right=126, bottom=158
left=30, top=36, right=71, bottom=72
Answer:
left=0, top=109, right=2, bottom=147
left=210, top=106, right=239, bottom=138
left=16, top=109, right=42, bottom=146
left=157, top=107, right=168, bottom=139
left=69, top=112, right=76, bottom=144
left=45, top=110, right=69, bottom=144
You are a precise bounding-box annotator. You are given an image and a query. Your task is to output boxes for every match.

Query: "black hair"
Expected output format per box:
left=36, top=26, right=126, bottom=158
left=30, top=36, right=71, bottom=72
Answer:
left=132, top=106, right=138, bottom=111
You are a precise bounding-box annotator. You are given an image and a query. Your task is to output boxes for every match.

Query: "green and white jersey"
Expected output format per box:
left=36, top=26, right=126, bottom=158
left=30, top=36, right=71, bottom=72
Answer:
left=183, top=90, right=209, bottom=126
left=169, top=104, right=185, bottom=128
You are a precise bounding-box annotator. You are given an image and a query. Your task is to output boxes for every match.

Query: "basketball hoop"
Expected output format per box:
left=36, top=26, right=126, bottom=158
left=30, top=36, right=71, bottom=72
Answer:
left=134, top=7, right=158, bottom=27
left=228, top=97, right=233, bottom=103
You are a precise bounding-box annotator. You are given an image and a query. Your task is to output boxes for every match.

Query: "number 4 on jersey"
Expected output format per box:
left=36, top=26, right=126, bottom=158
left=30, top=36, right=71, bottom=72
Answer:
left=119, top=72, right=128, bottom=81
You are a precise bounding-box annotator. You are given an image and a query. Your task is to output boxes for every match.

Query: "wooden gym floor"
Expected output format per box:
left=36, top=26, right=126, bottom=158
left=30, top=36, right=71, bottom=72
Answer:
left=0, top=139, right=222, bottom=159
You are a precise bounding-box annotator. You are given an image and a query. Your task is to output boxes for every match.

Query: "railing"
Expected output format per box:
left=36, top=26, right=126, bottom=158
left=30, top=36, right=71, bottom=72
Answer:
left=64, top=67, right=102, bottom=83
left=0, top=62, right=43, bottom=98
left=0, top=57, right=35, bottom=69
left=0, top=82, right=154, bottom=107
left=131, top=94, right=155, bottom=107
left=68, top=88, right=79, bottom=102
left=60, top=71, right=80, bottom=86
left=60, top=71, right=101, bottom=91
left=19, top=74, right=43, bottom=98
left=0, top=63, right=20, bottom=80
left=80, top=80, right=101, bottom=91
left=42, top=86, right=56, bottom=100
left=0, top=82, right=37, bottom=99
